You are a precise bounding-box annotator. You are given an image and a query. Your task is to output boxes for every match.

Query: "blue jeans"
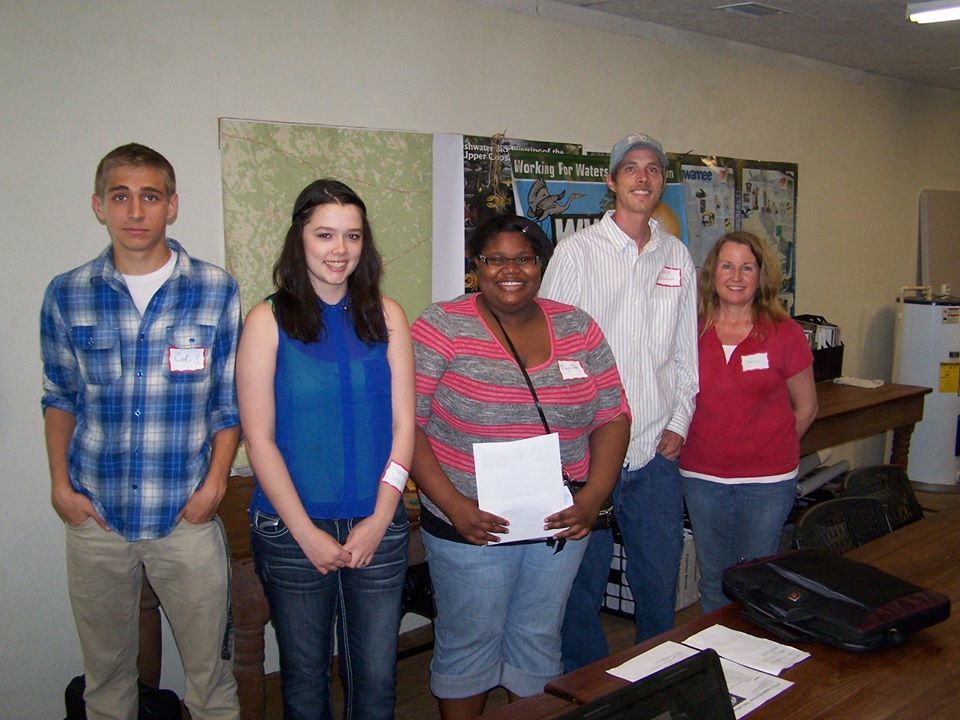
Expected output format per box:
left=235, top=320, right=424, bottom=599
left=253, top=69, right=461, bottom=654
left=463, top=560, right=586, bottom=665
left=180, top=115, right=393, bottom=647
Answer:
left=423, top=533, right=587, bottom=698
left=560, top=528, right=613, bottom=673
left=615, top=455, right=684, bottom=641
left=560, top=455, right=683, bottom=671
left=681, top=476, right=796, bottom=614
left=251, top=502, right=408, bottom=720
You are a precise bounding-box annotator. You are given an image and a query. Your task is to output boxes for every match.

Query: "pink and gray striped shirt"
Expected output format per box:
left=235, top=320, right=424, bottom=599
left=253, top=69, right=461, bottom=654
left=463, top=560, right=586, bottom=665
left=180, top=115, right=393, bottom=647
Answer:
left=412, top=293, right=630, bottom=527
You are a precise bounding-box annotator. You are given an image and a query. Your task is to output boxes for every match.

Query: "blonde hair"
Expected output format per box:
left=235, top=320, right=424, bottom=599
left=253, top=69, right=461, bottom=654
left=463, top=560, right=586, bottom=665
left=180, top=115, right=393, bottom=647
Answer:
left=698, top=231, right=786, bottom=336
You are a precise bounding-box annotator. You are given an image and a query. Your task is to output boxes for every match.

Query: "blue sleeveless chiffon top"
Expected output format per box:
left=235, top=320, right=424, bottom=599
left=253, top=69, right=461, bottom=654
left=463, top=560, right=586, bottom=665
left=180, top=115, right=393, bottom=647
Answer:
left=251, top=298, right=393, bottom=519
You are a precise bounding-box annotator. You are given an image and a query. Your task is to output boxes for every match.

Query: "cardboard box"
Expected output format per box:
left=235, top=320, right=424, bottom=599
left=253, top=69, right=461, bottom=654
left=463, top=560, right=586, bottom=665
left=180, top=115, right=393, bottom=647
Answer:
left=675, top=529, right=700, bottom=611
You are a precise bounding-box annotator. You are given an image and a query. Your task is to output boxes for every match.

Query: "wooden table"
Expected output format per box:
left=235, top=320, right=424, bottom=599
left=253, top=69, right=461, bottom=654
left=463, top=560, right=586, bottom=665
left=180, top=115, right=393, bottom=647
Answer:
left=801, top=383, right=931, bottom=469
left=546, top=504, right=960, bottom=719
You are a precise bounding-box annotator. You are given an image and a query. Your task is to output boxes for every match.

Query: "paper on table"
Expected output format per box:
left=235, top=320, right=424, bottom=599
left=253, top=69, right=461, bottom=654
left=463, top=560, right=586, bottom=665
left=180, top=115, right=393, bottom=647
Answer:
left=684, top=624, right=810, bottom=676
left=473, top=433, right=573, bottom=543
left=720, top=658, right=793, bottom=719
left=607, top=641, right=699, bottom=681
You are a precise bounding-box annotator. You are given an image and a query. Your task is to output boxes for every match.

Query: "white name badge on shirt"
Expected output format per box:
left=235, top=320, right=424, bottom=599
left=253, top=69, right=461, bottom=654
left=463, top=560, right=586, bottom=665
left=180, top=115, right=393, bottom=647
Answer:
left=741, top=353, right=769, bottom=371
left=168, top=346, right=207, bottom=372
left=558, top=359, right=587, bottom=379
left=655, top=266, right=682, bottom=287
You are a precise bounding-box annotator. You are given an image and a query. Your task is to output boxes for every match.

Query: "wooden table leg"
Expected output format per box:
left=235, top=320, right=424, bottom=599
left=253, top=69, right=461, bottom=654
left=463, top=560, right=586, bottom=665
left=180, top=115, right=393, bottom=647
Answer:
left=232, top=556, right=270, bottom=720
left=889, top=423, right=917, bottom=471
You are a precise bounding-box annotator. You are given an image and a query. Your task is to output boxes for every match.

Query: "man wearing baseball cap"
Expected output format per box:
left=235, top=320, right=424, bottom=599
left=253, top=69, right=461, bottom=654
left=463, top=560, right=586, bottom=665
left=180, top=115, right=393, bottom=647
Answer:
left=541, top=133, right=698, bottom=670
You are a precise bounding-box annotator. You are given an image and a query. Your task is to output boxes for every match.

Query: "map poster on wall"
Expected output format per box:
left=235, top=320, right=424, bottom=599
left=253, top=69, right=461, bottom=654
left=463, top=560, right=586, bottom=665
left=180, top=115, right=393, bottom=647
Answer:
left=509, top=150, right=611, bottom=243
left=739, top=161, right=798, bottom=312
left=219, top=118, right=433, bottom=321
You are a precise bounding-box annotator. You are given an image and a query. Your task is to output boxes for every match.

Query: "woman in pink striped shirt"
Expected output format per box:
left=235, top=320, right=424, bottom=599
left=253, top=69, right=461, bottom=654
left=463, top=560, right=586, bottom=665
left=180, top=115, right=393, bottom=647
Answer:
left=410, top=214, right=630, bottom=719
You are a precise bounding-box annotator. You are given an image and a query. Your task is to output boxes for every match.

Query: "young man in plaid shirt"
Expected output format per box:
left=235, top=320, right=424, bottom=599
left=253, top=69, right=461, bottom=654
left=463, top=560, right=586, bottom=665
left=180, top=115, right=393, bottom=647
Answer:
left=41, top=143, right=241, bottom=719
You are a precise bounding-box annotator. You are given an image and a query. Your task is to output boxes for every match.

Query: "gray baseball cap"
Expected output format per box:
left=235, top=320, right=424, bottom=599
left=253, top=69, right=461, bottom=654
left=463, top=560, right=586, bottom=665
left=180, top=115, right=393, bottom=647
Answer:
left=609, top=133, right=668, bottom=174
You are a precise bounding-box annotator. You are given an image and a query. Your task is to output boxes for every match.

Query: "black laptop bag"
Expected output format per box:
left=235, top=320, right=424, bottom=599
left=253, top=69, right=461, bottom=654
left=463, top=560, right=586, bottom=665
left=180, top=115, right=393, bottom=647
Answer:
left=722, top=548, right=950, bottom=651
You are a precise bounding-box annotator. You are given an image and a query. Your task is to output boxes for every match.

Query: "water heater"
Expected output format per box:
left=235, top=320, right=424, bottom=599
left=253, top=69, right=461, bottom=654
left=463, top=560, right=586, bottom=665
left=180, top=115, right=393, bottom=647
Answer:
left=895, top=297, right=960, bottom=487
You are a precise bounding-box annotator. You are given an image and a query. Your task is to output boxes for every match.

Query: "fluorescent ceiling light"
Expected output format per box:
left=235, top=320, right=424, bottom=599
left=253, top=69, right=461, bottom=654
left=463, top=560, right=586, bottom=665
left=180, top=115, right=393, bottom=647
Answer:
left=907, top=1, right=960, bottom=24
left=717, top=3, right=788, bottom=18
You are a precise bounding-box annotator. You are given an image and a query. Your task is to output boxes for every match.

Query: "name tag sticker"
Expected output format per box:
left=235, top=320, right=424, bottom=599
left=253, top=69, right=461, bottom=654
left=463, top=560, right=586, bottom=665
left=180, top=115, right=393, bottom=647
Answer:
left=169, top=347, right=206, bottom=373
left=558, top=360, right=587, bottom=379
left=741, top=353, right=769, bottom=371
left=656, top=266, right=682, bottom=287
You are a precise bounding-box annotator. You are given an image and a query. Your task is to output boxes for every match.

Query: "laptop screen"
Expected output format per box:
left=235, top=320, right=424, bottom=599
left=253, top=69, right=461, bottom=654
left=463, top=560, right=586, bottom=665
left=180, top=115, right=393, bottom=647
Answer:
left=554, top=648, right=736, bottom=720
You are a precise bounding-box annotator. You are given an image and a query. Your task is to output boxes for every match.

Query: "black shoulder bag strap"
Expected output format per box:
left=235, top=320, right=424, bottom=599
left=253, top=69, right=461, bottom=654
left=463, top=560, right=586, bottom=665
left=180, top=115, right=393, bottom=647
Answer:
left=487, top=307, right=568, bottom=551
left=488, top=308, right=552, bottom=435
left=488, top=306, right=615, bottom=534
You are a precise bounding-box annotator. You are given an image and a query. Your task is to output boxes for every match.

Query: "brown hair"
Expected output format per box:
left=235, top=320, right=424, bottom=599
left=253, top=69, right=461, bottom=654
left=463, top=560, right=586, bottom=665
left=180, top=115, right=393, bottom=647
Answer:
left=272, top=179, right=387, bottom=344
left=94, top=143, right=176, bottom=198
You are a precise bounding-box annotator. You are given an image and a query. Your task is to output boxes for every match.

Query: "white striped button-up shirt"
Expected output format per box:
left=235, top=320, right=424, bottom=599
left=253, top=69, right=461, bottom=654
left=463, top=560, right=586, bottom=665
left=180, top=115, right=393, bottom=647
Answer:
left=540, top=211, right=698, bottom=470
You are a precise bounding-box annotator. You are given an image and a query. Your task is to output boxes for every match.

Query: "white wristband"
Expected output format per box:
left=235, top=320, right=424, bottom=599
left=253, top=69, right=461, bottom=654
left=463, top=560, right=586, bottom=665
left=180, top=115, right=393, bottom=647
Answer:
left=380, top=461, right=409, bottom=494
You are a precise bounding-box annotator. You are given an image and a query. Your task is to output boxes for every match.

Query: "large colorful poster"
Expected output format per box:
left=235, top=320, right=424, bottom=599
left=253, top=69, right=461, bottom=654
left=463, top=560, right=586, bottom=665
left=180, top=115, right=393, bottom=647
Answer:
left=462, top=135, right=581, bottom=290
left=739, top=162, right=798, bottom=312
left=509, top=150, right=611, bottom=243
left=457, top=136, right=798, bottom=308
left=673, top=156, right=738, bottom=267
left=666, top=153, right=797, bottom=312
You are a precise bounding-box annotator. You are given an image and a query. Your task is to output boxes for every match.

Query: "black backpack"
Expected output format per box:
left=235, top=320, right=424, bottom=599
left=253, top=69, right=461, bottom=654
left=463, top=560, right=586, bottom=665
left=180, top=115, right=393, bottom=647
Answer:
left=64, top=675, right=182, bottom=720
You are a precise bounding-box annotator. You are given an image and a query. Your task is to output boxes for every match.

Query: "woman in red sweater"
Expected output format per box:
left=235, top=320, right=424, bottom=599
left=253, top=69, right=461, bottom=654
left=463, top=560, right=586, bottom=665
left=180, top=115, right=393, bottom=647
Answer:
left=679, top=231, right=817, bottom=613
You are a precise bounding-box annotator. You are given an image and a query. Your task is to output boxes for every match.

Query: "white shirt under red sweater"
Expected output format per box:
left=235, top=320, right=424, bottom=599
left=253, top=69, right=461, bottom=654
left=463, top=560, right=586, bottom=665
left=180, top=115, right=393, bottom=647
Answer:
left=679, top=318, right=813, bottom=483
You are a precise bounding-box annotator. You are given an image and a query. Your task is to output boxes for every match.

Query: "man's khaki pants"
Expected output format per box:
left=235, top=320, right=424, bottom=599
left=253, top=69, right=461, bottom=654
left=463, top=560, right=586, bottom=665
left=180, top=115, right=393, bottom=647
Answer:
left=65, top=518, right=239, bottom=720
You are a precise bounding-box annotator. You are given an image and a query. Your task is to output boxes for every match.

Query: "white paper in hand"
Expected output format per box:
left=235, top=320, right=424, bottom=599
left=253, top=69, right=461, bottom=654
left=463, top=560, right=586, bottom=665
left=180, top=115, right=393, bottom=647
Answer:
left=473, top=433, right=573, bottom=543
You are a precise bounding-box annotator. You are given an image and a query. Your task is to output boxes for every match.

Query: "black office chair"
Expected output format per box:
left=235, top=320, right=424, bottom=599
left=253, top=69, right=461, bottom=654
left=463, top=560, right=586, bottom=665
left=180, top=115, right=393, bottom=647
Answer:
left=843, top=464, right=924, bottom=530
left=794, top=497, right=893, bottom=554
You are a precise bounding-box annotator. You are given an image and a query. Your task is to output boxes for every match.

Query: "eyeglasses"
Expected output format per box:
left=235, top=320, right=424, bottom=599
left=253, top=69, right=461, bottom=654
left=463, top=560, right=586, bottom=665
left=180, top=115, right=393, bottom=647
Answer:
left=476, top=254, right=541, bottom=268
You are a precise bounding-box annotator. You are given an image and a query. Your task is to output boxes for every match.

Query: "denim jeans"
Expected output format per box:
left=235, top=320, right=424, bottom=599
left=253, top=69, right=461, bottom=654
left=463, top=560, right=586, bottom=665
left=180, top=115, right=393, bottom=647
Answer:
left=422, top=533, right=587, bottom=698
left=615, top=455, right=684, bottom=642
left=251, top=502, right=408, bottom=720
left=560, top=455, right=684, bottom=671
left=560, top=527, right=613, bottom=673
left=681, top=476, right=796, bottom=614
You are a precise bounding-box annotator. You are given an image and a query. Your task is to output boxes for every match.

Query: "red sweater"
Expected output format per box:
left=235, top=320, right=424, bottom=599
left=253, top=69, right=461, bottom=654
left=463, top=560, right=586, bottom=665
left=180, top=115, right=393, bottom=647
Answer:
left=679, top=319, right=812, bottom=480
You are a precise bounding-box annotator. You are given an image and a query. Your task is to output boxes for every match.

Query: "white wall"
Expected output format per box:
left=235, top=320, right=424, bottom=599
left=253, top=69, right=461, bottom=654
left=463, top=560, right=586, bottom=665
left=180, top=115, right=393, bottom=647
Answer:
left=2, top=1, right=959, bottom=716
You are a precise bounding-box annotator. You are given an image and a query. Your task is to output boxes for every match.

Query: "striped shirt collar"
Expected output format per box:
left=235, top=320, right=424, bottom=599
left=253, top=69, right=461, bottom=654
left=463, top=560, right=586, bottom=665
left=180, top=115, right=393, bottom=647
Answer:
left=600, top=210, right=665, bottom=256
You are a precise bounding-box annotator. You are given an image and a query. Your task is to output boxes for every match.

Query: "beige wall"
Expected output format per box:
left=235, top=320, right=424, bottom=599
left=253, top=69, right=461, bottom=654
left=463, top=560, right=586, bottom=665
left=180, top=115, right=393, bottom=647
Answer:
left=3, top=0, right=959, bottom=714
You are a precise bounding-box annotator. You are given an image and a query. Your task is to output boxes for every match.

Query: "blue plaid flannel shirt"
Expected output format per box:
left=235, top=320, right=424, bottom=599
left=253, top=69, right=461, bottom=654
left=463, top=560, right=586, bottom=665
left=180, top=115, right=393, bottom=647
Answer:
left=40, top=239, right=241, bottom=540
